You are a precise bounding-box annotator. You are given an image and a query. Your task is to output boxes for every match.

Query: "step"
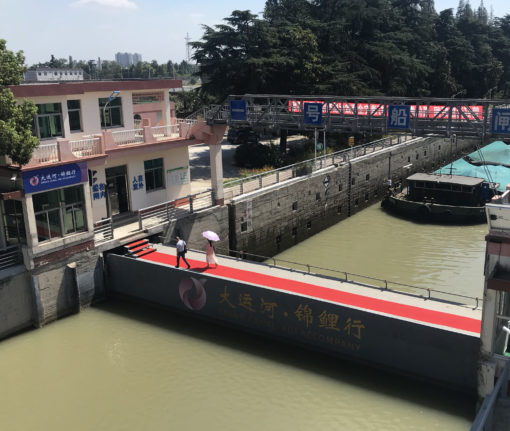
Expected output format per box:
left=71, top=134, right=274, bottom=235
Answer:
left=134, top=248, right=156, bottom=258
left=124, top=239, right=149, bottom=250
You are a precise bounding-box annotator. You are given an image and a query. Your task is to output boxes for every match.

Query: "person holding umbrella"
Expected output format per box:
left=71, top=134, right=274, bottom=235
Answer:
left=202, top=231, right=219, bottom=269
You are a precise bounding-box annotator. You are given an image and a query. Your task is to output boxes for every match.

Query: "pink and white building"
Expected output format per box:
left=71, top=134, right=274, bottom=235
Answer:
left=1, top=79, right=226, bottom=268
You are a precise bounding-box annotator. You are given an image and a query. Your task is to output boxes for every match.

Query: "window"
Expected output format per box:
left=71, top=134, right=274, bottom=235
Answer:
left=292, top=201, right=297, bottom=211
left=35, top=103, right=63, bottom=139
left=67, top=100, right=82, bottom=132
left=32, top=185, right=86, bottom=242
left=144, top=158, right=164, bottom=191
left=99, top=96, right=123, bottom=128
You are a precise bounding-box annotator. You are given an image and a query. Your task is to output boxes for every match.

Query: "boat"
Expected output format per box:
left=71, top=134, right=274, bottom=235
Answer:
left=381, top=173, right=499, bottom=223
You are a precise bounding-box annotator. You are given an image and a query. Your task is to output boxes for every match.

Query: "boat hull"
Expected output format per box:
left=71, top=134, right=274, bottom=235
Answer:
left=381, top=194, right=486, bottom=224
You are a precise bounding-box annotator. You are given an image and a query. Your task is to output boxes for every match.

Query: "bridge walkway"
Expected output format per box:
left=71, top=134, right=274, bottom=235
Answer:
left=141, top=244, right=481, bottom=337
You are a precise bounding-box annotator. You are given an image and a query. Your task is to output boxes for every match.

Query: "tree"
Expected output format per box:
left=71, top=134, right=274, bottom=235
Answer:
left=0, top=40, right=38, bottom=166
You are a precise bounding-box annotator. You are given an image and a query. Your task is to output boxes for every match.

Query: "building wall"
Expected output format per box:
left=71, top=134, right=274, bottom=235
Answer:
left=229, top=137, right=480, bottom=257
left=89, top=145, right=191, bottom=221
left=17, top=88, right=173, bottom=144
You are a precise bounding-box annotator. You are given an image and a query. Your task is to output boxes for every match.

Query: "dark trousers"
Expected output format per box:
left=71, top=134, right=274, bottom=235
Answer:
left=176, top=251, right=190, bottom=268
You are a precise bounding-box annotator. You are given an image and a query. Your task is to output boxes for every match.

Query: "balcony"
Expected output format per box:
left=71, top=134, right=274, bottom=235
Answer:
left=23, top=120, right=199, bottom=170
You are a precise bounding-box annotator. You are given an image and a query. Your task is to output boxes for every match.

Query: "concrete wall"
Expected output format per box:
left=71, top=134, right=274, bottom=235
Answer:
left=229, top=136, right=480, bottom=257
left=0, top=245, right=105, bottom=340
left=106, top=253, right=480, bottom=393
left=0, top=267, right=33, bottom=339
left=162, top=205, right=230, bottom=252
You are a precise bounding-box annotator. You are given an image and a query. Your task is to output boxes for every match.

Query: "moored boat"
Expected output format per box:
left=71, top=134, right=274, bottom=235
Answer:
left=381, top=173, right=499, bottom=223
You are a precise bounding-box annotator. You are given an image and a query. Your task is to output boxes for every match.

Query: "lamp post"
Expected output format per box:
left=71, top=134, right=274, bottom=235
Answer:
left=103, top=90, right=120, bottom=129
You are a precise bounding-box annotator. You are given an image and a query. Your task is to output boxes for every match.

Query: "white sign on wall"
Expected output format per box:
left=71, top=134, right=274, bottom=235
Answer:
left=167, top=166, right=189, bottom=186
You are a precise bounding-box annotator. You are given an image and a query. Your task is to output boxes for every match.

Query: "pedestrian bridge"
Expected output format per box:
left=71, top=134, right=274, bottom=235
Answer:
left=202, top=94, right=510, bottom=139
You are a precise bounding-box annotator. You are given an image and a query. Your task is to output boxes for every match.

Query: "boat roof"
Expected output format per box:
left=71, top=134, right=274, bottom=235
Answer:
left=406, top=173, right=485, bottom=186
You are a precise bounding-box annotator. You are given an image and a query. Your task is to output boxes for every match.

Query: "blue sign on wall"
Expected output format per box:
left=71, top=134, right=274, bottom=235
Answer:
left=22, top=162, right=88, bottom=194
left=491, top=108, right=510, bottom=134
left=230, top=100, right=247, bottom=121
left=388, top=105, right=410, bottom=129
left=304, top=103, right=323, bottom=125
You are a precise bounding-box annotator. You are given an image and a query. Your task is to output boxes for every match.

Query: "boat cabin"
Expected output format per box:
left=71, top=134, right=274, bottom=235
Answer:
left=406, top=173, right=493, bottom=206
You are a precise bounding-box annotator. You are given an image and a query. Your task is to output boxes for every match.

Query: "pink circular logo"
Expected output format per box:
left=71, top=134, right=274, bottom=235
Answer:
left=29, top=176, right=39, bottom=187
left=178, top=277, right=207, bottom=310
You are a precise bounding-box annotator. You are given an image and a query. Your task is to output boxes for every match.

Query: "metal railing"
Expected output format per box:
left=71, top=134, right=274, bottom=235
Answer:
left=471, top=360, right=510, bottom=431
left=138, top=189, right=215, bottom=231
left=0, top=244, right=23, bottom=270
left=112, top=128, right=144, bottom=146
left=152, top=124, right=179, bottom=139
left=70, top=137, right=101, bottom=157
left=223, top=134, right=414, bottom=201
left=217, top=247, right=481, bottom=307
left=32, top=143, right=59, bottom=164
left=93, top=218, right=113, bottom=243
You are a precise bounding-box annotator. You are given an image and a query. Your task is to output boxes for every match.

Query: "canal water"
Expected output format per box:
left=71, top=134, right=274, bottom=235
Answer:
left=0, top=204, right=485, bottom=430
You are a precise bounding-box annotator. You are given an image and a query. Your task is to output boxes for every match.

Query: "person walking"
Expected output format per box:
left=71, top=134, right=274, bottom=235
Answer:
left=205, top=239, right=218, bottom=269
left=175, top=236, right=190, bottom=269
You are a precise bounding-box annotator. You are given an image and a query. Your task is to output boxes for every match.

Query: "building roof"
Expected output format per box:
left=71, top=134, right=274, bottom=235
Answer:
left=9, top=79, right=182, bottom=98
left=407, top=173, right=485, bottom=186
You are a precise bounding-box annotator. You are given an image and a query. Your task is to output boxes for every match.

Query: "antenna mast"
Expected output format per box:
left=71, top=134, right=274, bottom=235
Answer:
left=185, top=33, right=191, bottom=63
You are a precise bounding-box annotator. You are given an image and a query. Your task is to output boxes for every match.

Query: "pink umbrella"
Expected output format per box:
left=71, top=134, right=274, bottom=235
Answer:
left=202, top=230, right=220, bottom=242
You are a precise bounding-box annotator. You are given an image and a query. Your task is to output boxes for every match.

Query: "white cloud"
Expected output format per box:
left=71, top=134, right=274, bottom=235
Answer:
left=72, top=0, right=138, bottom=9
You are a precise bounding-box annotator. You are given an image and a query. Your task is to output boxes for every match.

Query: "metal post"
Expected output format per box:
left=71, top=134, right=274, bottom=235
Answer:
left=188, top=195, right=193, bottom=213
left=314, top=128, right=318, bottom=162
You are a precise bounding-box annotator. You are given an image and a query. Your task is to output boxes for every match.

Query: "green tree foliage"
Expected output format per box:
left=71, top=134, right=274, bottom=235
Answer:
left=191, top=0, right=510, bottom=100
left=0, top=40, right=38, bottom=166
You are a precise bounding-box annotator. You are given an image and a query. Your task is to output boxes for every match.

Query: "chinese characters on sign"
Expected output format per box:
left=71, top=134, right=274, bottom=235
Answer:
left=217, top=286, right=365, bottom=343
left=304, top=103, right=323, bottom=125
left=230, top=100, right=247, bottom=121
left=132, top=175, right=144, bottom=191
left=388, top=105, right=410, bottom=129
left=92, top=183, right=106, bottom=200
left=22, top=162, right=87, bottom=194
left=167, top=167, right=189, bottom=186
left=491, top=109, right=510, bottom=134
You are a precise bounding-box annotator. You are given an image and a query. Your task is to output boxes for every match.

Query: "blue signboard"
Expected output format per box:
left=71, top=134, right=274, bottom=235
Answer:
left=491, top=108, right=510, bottom=134
left=22, top=162, right=88, bottom=194
left=304, top=103, right=323, bottom=125
left=230, top=100, right=247, bottom=121
left=388, top=105, right=410, bottom=129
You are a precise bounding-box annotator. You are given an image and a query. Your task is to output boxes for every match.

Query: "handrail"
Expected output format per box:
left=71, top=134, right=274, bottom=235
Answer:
left=216, top=246, right=481, bottom=307
left=471, top=360, right=510, bottom=431
left=138, top=189, right=214, bottom=231
left=223, top=135, right=416, bottom=200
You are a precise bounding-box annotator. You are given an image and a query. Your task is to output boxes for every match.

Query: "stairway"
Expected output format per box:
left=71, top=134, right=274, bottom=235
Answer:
left=124, top=239, right=156, bottom=258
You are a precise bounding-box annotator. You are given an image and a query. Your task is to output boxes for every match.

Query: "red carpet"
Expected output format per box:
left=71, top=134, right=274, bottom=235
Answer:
left=141, top=251, right=481, bottom=335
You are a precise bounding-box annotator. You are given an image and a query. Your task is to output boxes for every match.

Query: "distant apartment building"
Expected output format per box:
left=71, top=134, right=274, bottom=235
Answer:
left=24, top=68, right=84, bottom=82
left=115, top=52, right=142, bottom=67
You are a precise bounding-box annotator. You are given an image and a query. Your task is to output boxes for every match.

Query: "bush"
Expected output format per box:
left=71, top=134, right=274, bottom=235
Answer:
left=234, top=142, right=284, bottom=169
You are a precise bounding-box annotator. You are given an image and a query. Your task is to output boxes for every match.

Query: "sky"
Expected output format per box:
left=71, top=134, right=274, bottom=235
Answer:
left=1, top=0, right=509, bottom=66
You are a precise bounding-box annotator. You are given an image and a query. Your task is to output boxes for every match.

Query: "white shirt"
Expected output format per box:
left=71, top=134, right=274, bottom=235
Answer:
left=176, top=239, right=186, bottom=252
